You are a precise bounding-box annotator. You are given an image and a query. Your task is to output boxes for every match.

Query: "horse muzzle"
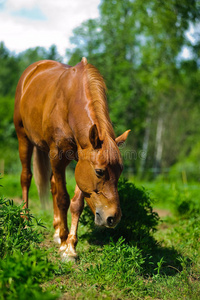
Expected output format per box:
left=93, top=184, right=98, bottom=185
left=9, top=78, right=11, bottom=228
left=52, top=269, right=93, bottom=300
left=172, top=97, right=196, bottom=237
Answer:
left=95, top=208, right=121, bottom=228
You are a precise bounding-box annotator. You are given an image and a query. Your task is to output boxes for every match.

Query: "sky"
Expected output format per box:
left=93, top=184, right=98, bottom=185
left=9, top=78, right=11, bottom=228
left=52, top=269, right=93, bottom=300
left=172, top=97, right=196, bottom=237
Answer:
left=0, top=0, right=100, bottom=56
left=0, top=0, right=195, bottom=60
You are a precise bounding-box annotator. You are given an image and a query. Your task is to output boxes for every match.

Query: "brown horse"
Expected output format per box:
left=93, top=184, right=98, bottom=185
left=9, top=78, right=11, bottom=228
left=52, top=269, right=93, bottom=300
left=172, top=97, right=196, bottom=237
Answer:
left=14, top=57, right=130, bottom=260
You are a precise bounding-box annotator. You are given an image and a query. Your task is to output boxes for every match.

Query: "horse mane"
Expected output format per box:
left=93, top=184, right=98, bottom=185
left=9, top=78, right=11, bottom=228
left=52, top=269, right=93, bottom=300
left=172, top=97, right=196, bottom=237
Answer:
left=102, top=134, right=123, bottom=166
left=85, top=64, right=115, bottom=140
left=85, top=63, right=122, bottom=166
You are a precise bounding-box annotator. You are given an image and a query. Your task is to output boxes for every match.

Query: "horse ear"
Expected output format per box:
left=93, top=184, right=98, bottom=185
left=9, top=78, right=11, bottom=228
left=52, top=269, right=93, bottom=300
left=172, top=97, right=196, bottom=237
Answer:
left=81, top=57, right=87, bottom=66
left=115, top=130, right=131, bottom=147
left=89, top=124, right=102, bottom=149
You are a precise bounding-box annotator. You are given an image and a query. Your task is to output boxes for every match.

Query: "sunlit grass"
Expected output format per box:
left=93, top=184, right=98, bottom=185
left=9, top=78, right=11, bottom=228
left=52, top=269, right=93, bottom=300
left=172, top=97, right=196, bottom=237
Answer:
left=0, top=174, right=200, bottom=299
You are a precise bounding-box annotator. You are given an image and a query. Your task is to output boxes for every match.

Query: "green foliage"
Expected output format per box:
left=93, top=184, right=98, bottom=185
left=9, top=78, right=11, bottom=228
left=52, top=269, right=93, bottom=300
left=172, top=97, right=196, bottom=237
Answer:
left=0, top=42, right=20, bottom=96
left=173, top=190, right=200, bottom=219
left=1, top=178, right=200, bottom=299
left=0, top=250, right=57, bottom=300
left=168, top=217, right=200, bottom=253
left=0, top=189, right=58, bottom=300
left=77, top=238, right=145, bottom=296
left=143, top=179, right=200, bottom=218
left=80, top=177, right=159, bottom=246
left=169, top=141, right=200, bottom=182
left=117, top=178, right=159, bottom=240
left=0, top=197, right=44, bottom=258
left=0, top=1, right=200, bottom=294
left=0, top=173, right=38, bottom=200
left=87, top=237, right=144, bottom=279
left=67, top=0, right=200, bottom=175
left=1, top=1, right=200, bottom=175
left=68, top=209, right=200, bottom=299
left=0, top=94, right=20, bottom=173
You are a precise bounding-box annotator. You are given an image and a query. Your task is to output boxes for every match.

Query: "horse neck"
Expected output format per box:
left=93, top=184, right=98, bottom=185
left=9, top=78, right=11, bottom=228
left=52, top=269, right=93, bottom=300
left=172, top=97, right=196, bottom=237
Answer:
left=67, top=73, right=115, bottom=149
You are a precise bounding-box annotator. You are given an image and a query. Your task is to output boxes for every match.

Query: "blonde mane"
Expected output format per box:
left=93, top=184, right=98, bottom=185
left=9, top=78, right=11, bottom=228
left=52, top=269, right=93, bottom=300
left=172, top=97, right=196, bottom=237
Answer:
left=85, top=63, right=122, bottom=166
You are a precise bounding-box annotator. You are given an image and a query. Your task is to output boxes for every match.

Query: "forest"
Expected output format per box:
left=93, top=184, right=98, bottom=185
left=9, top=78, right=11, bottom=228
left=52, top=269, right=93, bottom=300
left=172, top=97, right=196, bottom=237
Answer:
left=0, top=0, right=200, bottom=181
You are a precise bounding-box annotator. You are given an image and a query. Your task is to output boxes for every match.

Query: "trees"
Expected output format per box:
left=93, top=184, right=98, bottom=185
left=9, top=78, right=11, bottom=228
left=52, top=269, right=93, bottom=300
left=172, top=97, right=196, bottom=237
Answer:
left=67, top=0, right=200, bottom=177
left=0, top=0, right=199, bottom=176
left=0, top=42, right=20, bottom=96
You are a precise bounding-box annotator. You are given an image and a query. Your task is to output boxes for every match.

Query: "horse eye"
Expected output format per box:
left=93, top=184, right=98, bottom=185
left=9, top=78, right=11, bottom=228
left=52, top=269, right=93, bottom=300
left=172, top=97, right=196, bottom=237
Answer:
left=95, top=169, right=105, bottom=177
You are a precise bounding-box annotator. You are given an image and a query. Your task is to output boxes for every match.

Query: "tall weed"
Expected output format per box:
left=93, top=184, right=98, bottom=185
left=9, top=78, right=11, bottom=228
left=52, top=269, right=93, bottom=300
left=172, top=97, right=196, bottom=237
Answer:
left=84, top=238, right=145, bottom=285
left=72, top=238, right=146, bottom=298
left=0, top=197, right=44, bottom=258
left=0, top=249, right=57, bottom=300
left=0, top=190, right=58, bottom=300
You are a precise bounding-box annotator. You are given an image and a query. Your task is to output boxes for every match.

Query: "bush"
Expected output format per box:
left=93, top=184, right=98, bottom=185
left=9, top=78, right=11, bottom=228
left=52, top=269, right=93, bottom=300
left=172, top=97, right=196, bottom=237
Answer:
left=80, top=178, right=159, bottom=247
left=0, top=188, right=58, bottom=300
left=0, top=249, right=57, bottom=300
left=0, top=197, right=44, bottom=258
left=172, top=189, right=200, bottom=218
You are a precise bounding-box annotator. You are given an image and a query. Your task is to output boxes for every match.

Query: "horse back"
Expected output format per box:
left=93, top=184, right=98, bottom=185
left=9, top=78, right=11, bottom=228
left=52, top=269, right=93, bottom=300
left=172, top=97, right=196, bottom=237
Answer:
left=14, top=60, right=74, bottom=151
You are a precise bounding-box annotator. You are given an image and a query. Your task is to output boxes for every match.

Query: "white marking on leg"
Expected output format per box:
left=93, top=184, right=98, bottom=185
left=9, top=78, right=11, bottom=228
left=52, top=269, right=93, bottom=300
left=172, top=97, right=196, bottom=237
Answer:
left=53, top=228, right=61, bottom=244
left=59, top=244, right=67, bottom=251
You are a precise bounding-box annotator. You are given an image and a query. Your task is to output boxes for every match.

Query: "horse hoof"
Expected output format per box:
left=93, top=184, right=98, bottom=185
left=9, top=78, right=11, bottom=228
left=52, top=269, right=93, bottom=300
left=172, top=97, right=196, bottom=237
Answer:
left=59, top=244, right=68, bottom=251
left=53, top=235, right=61, bottom=244
left=61, top=251, right=77, bottom=263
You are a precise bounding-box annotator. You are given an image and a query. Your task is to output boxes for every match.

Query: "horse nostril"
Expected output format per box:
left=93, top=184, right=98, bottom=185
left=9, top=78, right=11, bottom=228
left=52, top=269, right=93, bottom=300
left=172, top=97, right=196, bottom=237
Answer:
left=107, top=216, right=114, bottom=227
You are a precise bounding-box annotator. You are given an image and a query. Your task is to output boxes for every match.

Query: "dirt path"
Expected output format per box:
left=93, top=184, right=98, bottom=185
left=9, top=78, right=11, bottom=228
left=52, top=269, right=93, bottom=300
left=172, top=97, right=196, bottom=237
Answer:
left=153, top=208, right=172, bottom=218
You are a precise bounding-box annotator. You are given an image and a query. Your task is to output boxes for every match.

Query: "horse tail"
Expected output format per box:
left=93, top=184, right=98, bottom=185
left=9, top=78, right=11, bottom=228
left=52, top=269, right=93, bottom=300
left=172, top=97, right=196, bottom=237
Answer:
left=33, top=147, right=52, bottom=209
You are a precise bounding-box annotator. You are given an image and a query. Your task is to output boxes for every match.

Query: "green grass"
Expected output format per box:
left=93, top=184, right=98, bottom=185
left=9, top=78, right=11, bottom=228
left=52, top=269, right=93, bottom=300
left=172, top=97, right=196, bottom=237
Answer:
left=134, top=178, right=200, bottom=216
left=1, top=173, right=38, bottom=200
left=1, top=169, right=76, bottom=200
left=0, top=174, right=200, bottom=299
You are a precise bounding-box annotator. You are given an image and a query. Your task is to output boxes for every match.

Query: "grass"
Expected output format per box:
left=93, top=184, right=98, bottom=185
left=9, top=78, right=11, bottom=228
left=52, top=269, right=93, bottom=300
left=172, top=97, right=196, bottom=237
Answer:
left=1, top=169, right=76, bottom=200
left=133, top=177, right=200, bottom=216
left=0, top=173, right=200, bottom=299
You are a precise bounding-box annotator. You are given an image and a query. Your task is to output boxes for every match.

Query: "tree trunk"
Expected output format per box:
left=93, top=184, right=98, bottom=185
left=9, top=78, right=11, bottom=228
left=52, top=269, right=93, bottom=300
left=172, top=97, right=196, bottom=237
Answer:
left=139, top=117, right=151, bottom=177
left=154, top=116, right=164, bottom=177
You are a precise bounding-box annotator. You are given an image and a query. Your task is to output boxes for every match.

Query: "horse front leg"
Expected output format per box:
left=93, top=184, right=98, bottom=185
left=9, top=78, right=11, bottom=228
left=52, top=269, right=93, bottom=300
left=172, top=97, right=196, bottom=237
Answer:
left=63, top=185, right=84, bottom=260
left=50, top=157, right=70, bottom=253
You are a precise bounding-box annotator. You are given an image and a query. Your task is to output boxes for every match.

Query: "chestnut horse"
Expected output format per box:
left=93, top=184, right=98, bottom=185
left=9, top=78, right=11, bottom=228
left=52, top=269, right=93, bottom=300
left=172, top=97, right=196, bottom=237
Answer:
left=14, top=57, right=130, bottom=260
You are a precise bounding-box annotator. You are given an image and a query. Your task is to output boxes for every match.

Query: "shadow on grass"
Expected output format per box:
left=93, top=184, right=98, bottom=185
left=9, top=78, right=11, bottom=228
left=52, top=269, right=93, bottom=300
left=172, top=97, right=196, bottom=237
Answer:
left=79, top=178, right=188, bottom=277
left=80, top=226, right=186, bottom=277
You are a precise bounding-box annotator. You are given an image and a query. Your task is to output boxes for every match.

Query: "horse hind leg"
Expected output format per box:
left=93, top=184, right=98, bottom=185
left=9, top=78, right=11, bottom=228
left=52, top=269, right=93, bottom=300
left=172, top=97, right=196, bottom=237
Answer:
left=51, top=174, right=61, bottom=244
left=18, top=134, right=33, bottom=209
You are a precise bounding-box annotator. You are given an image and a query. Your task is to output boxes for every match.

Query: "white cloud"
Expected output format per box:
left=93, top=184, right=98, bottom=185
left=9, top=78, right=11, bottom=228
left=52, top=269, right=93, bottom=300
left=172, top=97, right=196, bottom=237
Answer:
left=6, top=0, right=37, bottom=10
left=0, top=0, right=100, bottom=57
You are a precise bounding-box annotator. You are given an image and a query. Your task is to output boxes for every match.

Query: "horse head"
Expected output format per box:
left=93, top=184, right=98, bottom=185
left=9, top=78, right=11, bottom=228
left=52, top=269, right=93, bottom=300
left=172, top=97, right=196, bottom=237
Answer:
left=75, top=124, right=130, bottom=228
